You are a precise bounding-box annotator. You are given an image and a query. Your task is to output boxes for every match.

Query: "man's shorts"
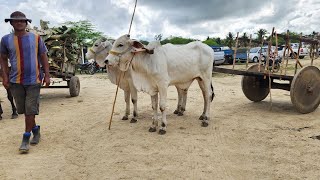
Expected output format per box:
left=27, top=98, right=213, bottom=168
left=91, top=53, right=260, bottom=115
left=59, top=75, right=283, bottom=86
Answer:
left=10, top=83, right=41, bottom=115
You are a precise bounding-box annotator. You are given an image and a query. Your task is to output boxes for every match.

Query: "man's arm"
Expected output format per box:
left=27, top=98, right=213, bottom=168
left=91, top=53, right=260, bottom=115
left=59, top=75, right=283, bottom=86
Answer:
left=39, top=53, right=50, bottom=87
left=0, top=53, right=10, bottom=89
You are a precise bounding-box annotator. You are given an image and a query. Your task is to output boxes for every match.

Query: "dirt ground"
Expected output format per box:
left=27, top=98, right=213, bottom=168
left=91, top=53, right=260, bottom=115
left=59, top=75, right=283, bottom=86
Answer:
left=0, top=58, right=320, bottom=179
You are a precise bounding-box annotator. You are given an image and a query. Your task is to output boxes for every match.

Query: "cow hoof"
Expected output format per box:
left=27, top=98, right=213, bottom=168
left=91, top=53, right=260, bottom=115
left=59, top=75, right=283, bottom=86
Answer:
left=130, top=118, right=137, bottom=123
left=149, top=127, right=157, bottom=132
left=11, top=114, right=18, bottom=119
left=159, top=129, right=166, bottom=135
left=173, top=110, right=179, bottom=114
left=199, top=115, right=207, bottom=120
left=201, top=121, right=209, bottom=127
left=177, top=112, right=183, bottom=116
left=0, top=116, right=2, bottom=120
left=122, top=116, right=129, bottom=120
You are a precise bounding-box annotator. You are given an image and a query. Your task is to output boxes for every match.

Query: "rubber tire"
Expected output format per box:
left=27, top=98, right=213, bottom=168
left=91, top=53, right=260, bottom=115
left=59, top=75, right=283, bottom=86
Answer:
left=69, top=76, right=80, bottom=97
left=88, top=65, right=95, bottom=75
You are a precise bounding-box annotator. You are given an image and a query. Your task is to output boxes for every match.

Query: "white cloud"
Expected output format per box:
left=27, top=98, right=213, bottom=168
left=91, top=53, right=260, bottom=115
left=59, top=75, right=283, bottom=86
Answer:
left=1, top=0, right=319, bottom=41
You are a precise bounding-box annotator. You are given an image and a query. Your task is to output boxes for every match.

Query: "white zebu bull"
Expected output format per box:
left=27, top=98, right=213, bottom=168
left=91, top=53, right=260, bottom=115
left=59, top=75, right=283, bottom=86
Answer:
left=86, top=39, right=138, bottom=122
left=86, top=39, right=189, bottom=123
left=106, top=34, right=214, bottom=134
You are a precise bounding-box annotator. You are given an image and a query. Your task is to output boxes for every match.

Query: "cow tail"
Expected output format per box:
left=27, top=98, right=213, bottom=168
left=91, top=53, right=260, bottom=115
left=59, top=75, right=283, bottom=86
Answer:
left=210, top=82, right=215, bottom=102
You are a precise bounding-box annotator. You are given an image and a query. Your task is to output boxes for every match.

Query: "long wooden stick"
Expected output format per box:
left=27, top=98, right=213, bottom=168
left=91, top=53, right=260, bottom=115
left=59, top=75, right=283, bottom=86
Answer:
left=294, top=33, right=303, bottom=74
left=265, top=27, right=275, bottom=73
left=258, top=38, right=264, bottom=72
left=109, top=0, right=138, bottom=130
left=272, top=31, right=278, bottom=73
left=108, top=54, right=135, bottom=130
left=268, top=70, right=272, bottom=110
left=246, top=34, right=252, bottom=69
left=109, top=71, right=125, bottom=130
left=232, top=32, right=239, bottom=70
left=128, top=0, right=138, bottom=35
left=283, top=30, right=291, bottom=76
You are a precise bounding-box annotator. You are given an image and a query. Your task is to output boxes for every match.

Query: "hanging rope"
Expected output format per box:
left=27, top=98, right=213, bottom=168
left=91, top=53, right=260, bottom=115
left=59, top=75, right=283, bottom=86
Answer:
left=128, top=0, right=138, bottom=35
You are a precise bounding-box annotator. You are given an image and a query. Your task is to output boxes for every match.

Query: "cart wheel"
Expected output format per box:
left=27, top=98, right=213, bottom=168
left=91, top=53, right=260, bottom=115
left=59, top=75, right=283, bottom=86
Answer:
left=69, top=76, right=80, bottom=97
left=241, top=64, right=269, bottom=102
left=290, top=66, right=320, bottom=114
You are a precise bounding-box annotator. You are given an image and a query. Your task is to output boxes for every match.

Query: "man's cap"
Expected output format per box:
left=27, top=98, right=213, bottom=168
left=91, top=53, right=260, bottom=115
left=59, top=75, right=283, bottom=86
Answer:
left=4, top=11, right=32, bottom=23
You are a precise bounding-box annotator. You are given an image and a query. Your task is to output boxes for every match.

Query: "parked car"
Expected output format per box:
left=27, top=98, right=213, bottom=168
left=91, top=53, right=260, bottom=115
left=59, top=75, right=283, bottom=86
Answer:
left=220, top=46, right=248, bottom=64
left=234, top=48, right=249, bottom=63
left=278, top=43, right=308, bottom=59
left=210, top=46, right=225, bottom=66
left=248, top=46, right=279, bottom=62
left=249, top=47, right=267, bottom=62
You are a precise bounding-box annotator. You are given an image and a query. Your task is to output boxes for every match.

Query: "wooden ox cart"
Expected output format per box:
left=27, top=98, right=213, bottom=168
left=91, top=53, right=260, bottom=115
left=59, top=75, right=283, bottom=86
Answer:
left=213, top=29, right=320, bottom=114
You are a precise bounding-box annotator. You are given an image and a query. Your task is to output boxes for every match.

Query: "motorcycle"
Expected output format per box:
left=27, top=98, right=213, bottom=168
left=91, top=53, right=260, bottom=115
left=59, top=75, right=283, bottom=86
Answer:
left=78, top=61, right=101, bottom=75
left=262, top=55, right=282, bottom=73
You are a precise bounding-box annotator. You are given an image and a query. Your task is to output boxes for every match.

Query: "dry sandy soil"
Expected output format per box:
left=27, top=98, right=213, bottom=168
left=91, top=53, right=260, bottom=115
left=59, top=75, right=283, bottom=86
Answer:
left=0, top=58, right=319, bottom=179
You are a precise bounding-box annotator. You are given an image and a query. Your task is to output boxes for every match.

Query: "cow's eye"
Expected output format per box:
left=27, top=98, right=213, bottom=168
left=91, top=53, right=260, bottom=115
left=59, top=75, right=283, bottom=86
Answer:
left=94, top=44, right=98, bottom=47
left=118, top=44, right=124, bottom=48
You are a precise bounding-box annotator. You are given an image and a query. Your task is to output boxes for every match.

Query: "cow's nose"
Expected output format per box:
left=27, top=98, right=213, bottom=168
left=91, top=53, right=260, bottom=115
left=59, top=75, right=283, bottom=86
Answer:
left=104, top=60, right=109, bottom=64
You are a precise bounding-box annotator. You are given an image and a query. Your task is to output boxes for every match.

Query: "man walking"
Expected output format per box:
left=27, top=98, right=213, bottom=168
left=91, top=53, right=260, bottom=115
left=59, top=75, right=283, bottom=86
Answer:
left=0, top=11, right=50, bottom=153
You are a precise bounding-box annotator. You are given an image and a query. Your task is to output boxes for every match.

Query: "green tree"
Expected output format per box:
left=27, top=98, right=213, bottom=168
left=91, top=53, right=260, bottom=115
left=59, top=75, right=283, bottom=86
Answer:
left=154, top=34, right=163, bottom=41
left=216, top=37, right=222, bottom=45
left=140, top=40, right=149, bottom=45
left=255, top=28, right=268, bottom=43
left=225, top=32, right=234, bottom=49
left=203, top=39, right=218, bottom=46
left=62, top=20, right=105, bottom=46
left=239, top=32, right=249, bottom=47
left=311, top=31, right=318, bottom=37
left=161, top=36, right=196, bottom=45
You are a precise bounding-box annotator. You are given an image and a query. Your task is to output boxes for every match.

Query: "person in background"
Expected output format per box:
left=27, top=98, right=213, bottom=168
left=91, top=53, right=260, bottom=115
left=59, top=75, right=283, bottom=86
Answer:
left=0, top=11, right=50, bottom=153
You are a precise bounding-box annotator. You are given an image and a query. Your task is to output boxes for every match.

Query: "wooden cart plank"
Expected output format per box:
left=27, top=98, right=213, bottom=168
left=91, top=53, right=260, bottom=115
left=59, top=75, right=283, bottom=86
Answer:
left=212, top=66, right=294, bottom=81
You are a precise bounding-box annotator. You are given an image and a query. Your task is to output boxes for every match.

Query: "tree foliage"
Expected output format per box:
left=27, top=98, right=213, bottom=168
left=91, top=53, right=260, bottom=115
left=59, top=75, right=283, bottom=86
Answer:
left=225, top=32, right=234, bottom=49
left=160, top=36, right=197, bottom=45
left=239, top=32, right=250, bottom=47
left=255, top=28, right=268, bottom=43
left=203, top=38, right=219, bottom=46
left=62, top=20, right=105, bottom=46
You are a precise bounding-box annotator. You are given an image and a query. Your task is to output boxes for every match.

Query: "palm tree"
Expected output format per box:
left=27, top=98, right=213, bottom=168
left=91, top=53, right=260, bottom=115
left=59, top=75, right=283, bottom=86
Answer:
left=255, top=29, right=268, bottom=43
left=216, top=37, right=221, bottom=45
left=225, top=32, right=234, bottom=49
left=240, top=32, right=249, bottom=47
left=154, top=34, right=163, bottom=41
left=311, top=31, right=319, bottom=37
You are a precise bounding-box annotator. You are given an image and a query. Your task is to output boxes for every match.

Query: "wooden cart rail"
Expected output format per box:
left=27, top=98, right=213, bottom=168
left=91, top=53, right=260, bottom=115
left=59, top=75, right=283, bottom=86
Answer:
left=213, top=66, right=293, bottom=81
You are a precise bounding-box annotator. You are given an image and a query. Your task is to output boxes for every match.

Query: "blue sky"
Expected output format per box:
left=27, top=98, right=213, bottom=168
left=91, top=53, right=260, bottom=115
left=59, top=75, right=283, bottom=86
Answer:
left=1, top=0, right=319, bottom=41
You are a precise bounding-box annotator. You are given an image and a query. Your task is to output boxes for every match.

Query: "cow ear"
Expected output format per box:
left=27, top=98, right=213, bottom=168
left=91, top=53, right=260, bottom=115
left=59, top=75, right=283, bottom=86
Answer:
left=130, top=40, right=154, bottom=54
left=131, top=40, right=145, bottom=49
